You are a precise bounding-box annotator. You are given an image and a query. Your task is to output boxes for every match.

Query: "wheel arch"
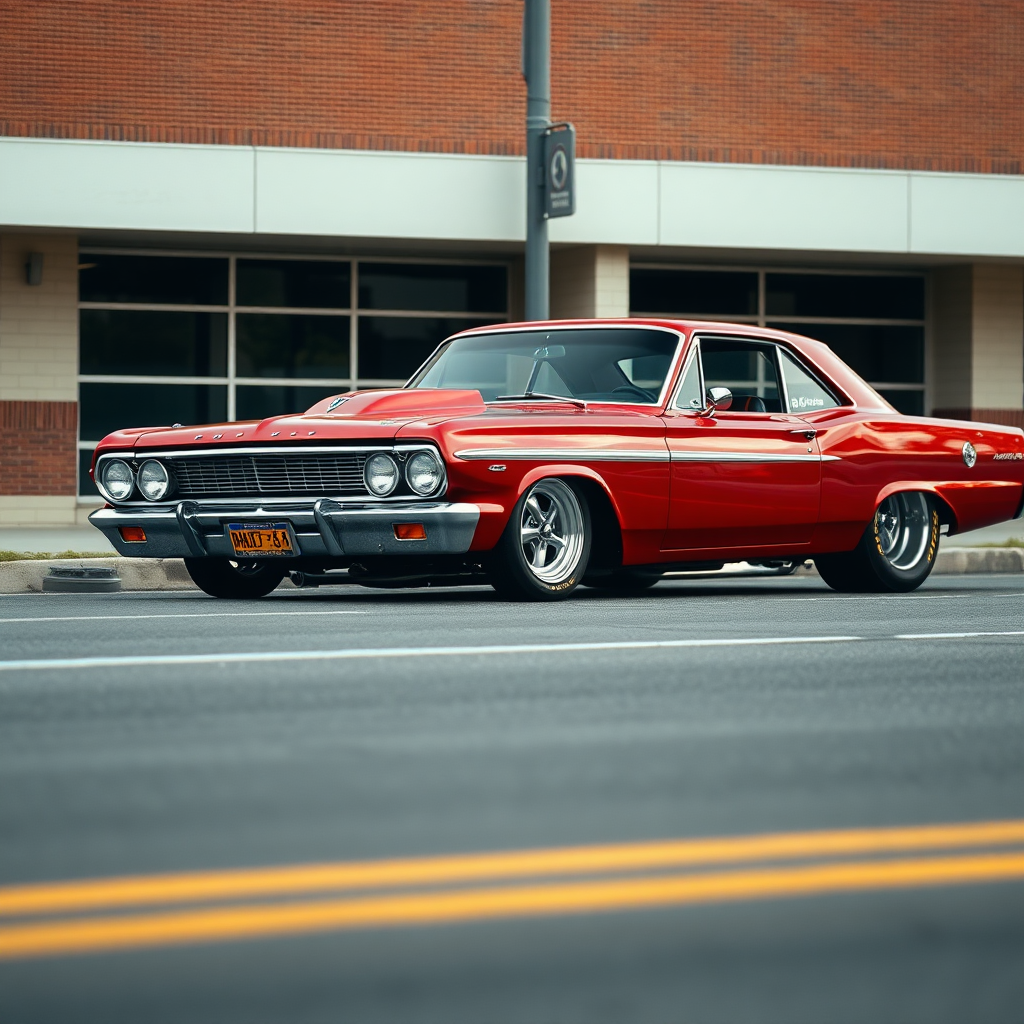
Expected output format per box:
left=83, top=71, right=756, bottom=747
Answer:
left=516, top=465, right=625, bottom=572
left=874, top=482, right=957, bottom=533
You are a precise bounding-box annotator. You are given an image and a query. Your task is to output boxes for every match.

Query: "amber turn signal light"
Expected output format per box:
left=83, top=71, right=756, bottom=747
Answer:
left=393, top=523, right=426, bottom=541
left=118, top=527, right=147, bottom=543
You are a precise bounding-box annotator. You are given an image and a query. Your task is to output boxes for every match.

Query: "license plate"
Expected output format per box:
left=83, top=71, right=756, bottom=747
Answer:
left=227, top=523, right=294, bottom=557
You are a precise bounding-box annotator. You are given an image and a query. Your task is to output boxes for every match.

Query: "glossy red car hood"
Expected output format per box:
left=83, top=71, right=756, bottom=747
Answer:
left=106, top=390, right=489, bottom=451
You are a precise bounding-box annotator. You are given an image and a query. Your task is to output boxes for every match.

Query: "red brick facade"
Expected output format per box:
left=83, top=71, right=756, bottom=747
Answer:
left=1, top=1, right=1021, bottom=173
left=0, top=402, right=78, bottom=496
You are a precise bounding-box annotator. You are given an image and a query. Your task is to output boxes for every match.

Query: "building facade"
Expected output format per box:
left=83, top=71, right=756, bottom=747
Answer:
left=1, top=1, right=1022, bottom=525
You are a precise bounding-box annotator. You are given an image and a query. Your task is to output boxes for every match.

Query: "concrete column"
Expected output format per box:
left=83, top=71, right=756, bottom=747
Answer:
left=0, top=233, right=80, bottom=526
left=550, top=245, right=630, bottom=320
left=932, top=263, right=1024, bottom=428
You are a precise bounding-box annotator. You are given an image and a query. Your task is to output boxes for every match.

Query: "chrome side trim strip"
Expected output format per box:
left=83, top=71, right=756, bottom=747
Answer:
left=454, top=448, right=671, bottom=463
left=670, top=451, right=842, bottom=463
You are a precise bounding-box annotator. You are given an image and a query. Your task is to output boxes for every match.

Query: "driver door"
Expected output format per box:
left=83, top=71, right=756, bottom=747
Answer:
left=661, top=337, right=821, bottom=553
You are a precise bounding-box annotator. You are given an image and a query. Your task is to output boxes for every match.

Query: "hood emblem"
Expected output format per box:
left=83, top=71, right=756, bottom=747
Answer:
left=962, top=441, right=977, bottom=468
left=327, top=396, right=349, bottom=411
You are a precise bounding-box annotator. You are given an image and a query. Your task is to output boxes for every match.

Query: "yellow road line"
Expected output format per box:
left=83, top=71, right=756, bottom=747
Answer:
left=4, top=819, right=1024, bottom=918
left=3, top=851, right=1024, bottom=960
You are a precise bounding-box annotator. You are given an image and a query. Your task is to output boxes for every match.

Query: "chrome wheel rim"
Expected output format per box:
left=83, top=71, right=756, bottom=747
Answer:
left=875, top=493, right=931, bottom=570
left=519, top=479, right=585, bottom=585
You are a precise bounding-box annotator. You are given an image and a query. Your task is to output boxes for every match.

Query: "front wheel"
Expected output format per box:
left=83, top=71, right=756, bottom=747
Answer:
left=815, top=492, right=940, bottom=593
left=488, top=478, right=591, bottom=601
left=184, top=558, right=286, bottom=599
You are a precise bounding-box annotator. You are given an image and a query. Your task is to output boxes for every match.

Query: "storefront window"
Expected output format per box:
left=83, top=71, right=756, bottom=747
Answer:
left=77, top=254, right=508, bottom=495
left=630, top=265, right=926, bottom=415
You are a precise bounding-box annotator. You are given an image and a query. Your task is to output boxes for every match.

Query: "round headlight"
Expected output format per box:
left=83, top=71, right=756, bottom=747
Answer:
left=100, top=459, right=135, bottom=501
left=364, top=453, right=399, bottom=496
left=138, top=460, right=171, bottom=501
left=406, top=451, right=444, bottom=496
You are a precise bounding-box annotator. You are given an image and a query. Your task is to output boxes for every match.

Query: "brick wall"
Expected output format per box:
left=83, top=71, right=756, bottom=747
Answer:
left=1, top=1, right=1021, bottom=173
left=0, top=401, right=78, bottom=496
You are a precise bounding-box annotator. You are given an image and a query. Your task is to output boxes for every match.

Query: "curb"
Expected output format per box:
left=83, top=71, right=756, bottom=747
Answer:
left=1, top=548, right=1021, bottom=594
left=0, top=558, right=195, bottom=594
left=933, top=547, right=1024, bottom=574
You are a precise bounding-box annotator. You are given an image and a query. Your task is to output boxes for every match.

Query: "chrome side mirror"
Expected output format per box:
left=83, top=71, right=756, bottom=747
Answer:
left=699, top=386, right=733, bottom=417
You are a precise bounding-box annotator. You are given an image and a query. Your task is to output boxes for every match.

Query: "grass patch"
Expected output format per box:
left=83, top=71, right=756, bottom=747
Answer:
left=971, top=538, right=1024, bottom=549
left=0, top=550, right=115, bottom=562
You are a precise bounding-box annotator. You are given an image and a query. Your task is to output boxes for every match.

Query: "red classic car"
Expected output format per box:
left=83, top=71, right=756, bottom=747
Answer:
left=90, top=320, right=1024, bottom=600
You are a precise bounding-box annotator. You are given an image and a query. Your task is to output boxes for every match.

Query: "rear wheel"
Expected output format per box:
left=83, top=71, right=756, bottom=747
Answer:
left=488, top=478, right=591, bottom=601
left=815, top=492, right=940, bottom=593
left=184, top=558, right=286, bottom=599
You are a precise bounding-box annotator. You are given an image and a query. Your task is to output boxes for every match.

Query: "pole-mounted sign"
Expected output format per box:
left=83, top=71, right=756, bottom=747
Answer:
left=543, top=122, right=575, bottom=219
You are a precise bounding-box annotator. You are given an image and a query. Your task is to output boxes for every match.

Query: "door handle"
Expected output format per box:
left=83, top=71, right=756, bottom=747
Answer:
left=789, top=428, right=817, bottom=440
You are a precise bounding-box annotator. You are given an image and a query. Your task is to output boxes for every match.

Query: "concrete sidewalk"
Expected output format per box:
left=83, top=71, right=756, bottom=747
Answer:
left=1, top=519, right=1022, bottom=556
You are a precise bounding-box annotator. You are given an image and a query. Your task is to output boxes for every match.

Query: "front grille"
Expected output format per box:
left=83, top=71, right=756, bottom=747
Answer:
left=168, top=452, right=369, bottom=498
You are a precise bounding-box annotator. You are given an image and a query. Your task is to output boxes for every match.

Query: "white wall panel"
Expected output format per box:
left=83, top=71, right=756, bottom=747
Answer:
left=550, top=160, right=658, bottom=245
left=659, top=163, right=909, bottom=252
left=2, top=137, right=1024, bottom=258
left=910, top=173, right=1024, bottom=256
left=255, top=148, right=524, bottom=241
left=0, top=138, right=254, bottom=233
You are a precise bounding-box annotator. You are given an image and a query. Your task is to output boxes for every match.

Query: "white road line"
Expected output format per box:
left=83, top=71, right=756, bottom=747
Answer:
left=772, top=593, right=1024, bottom=603
left=0, top=635, right=864, bottom=672
left=895, top=630, right=1024, bottom=640
left=1, top=630, right=1021, bottom=673
left=0, top=610, right=365, bottom=625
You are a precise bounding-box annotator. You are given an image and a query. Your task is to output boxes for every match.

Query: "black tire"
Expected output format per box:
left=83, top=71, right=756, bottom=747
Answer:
left=488, top=478, right=592, bottom=601
left=184, top=557, right=286, bottom=599
left=815, top=492, right=940, bottom=593
left=584, top=570, right=662, bottom=592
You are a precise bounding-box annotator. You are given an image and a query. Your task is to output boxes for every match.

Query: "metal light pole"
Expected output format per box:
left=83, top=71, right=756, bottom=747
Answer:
left=523, top=0, right=550, bottom=321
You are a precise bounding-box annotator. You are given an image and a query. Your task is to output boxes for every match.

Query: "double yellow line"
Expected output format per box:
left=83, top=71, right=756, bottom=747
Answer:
left=4, top=819, right=1024, bottom=960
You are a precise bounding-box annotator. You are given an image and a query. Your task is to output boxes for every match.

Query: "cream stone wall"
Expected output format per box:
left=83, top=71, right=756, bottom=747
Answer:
left=931, top=263, right=1024, bottom=415
left=550, top=245, right=629, bottom=319
left=0, top=495, right=79, bottom=527
left=971, top=264, right=1024, bottom=411
left=0, top=233, right=79, bottom=402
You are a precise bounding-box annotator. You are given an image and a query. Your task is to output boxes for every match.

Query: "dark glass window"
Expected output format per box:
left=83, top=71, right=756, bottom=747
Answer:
left=80, top=311, right=227, bottom=377
left=766, top=274, right=924, bottom=320
left=877, top=389, right=925, bottom=416
left=770, top=323, right=924, bottom=384
left=236, top=385, right=349, bottom=421
left=79, top=383, right=227, bottom=440
left=236, top=314, right=350, bottom=379
left=79, top=255, right=228, bottom=305
left=79, top=449, right=100, bottom=497
left=630, top=269, right=758, bottom=316
left=700, top=339, right=782, bottom=413
left=236, top=260, right=351, bottom=309
left=359, top=318, right=493, bottom=381
left=358, top=264, right=507, bottom=312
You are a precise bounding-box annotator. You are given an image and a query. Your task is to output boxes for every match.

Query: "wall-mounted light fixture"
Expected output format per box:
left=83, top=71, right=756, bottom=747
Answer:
left=25, top=252, right=44, bottom=286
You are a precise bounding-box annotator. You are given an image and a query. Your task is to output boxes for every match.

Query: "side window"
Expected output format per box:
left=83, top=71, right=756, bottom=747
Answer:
left=778, top=348, right=841, bottom=413
left=700, top=339, right=782, bottom=413
left=672, top=351, right=704, bottom=411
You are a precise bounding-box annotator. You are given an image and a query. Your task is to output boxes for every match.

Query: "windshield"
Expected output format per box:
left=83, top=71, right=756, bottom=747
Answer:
left=408, top=328, right=681, bottom=403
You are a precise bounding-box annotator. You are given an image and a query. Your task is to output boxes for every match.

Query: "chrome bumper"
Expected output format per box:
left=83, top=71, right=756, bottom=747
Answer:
left=89, top=499, right=481, bottom=559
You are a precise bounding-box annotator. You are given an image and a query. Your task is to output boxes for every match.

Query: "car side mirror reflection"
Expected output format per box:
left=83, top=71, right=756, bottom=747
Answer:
left=694, top=386, right=732, bottom=417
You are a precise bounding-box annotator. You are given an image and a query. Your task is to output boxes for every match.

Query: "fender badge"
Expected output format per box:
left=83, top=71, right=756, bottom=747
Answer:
left=993, top=452, right=1023, bottom=460
left=488, top=464, right=507, bottom=472
left=962, top=441, right=977, bottom=468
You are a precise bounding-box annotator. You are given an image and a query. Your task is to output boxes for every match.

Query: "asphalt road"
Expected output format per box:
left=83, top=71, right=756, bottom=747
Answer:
left=1, top=572, right=1023, bottom=1023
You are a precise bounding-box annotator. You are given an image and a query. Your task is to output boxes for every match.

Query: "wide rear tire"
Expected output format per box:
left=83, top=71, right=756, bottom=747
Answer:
left=488, top=478, right=591, bottom=601
left=184, top=558, right=286, bottom=599
left=815, top=492, right=940, bottom=593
